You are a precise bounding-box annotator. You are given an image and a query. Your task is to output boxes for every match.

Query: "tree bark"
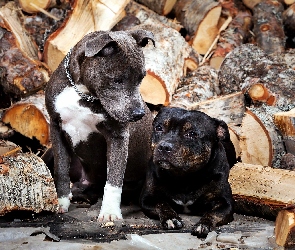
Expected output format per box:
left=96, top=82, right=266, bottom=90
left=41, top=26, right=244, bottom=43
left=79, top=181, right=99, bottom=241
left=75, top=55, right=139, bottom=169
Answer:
left=253, top=0, right=285, bottom=54
left=219, top=44, right=295, bottom=111
left=170, top=66, right=219, bottom=106
left=173, top=0, right=222, bottom=55
left=125, top=1, right=183, bottom=31
left=0, top=2, right=50, bottom=99
left=210, top=10, right=252, bottom=69
left=172, top=91, right=245, bottom=125
left=240, top=106, right=285, bottom=168
left=134, top=22, right=199, bottom=105
left=274, top=108, right=295, bottom=155
left=0, top=149, right=58, bottom=215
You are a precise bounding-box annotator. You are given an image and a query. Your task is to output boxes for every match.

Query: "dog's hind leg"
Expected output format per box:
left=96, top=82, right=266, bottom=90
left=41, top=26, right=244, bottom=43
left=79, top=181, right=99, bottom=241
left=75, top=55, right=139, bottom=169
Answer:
left=98, top=125, right=130, bottom=221
left=50, top=120, right=73, bottom=213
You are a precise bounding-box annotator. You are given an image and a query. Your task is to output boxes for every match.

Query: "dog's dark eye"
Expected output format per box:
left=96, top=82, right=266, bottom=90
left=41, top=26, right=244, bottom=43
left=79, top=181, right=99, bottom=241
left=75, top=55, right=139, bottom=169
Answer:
left=155, top=125, right=163, bottom=132
left=185, top=131, right=198, bottom=138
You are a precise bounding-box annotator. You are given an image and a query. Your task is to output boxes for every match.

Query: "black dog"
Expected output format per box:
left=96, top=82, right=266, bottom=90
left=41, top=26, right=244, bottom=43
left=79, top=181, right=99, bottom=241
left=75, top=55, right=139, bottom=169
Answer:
left=140, top=107, right=236, bottom=238
left=45, top=30, right=154, bottom=221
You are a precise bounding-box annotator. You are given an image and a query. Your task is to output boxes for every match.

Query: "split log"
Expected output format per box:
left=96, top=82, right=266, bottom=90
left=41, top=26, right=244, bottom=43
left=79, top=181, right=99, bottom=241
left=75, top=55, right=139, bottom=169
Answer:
left=209, top=11, right=252, bottom=69
left=218, top=44, right=295, bottom=111
left=136, top=0, right=177, bottom=15
left=0, top=2, right=50, bottom=98
left=2, top=93, right=50, bottom=146
left=125, top=1, right=183, bottom=31
left=253, top=0, right=285, bottom=54
left=171, top=91, right=245, bottom=125
left=134, top=22, right=199, bottom=105
left=0, top=147, right=58, bottom=216
left=274, top=108, right=295, bottom=155
left=242, top=0, right=262, bottom=9
left=18, top=0, right=55, bottom=14
left=173, top=0, right=222, bottom=55
left=275, top=207, right=295, bottom=248
left=43, top=0, right=129, bottom=71
left=229, top=162, right=295, bottom=219
left=170, top=66, right=220, bottom=106
left=91, top=0, right=129, bottom=31
left=240, top=106, right=285, bottom=168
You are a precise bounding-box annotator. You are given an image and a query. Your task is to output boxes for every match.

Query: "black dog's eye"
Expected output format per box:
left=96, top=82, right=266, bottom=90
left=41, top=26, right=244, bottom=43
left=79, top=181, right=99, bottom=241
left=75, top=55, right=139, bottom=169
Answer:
left=97, top=42, right=119, bottom=57
left=155, top=125, right=163, bottom=132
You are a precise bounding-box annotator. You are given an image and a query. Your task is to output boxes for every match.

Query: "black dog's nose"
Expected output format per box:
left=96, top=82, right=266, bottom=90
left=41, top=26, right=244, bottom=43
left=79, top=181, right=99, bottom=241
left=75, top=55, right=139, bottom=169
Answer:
left=131, top=108, right=145, bottom=121
left=158, top=142, right=173, bottom=153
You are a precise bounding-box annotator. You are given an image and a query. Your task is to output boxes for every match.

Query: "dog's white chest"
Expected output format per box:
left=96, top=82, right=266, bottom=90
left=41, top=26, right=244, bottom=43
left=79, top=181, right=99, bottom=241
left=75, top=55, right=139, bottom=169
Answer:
left=54, top=86, right=105, bottom=146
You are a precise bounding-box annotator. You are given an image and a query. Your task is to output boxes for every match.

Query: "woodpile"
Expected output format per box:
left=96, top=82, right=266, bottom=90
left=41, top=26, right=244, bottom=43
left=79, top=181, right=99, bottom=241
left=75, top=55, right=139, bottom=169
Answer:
left=0, top=0, right=295, bottom=232
left=0, top=140, right=58, bottom=215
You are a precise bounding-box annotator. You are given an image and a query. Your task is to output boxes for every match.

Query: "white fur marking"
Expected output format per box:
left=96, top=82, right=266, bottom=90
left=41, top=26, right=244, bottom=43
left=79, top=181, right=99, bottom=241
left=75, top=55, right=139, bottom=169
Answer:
left=98, top=182, right=122, bottom=221
left=58, top=192, right=72, bottom=213
left=173, top=199, right=194, bottom=214
left=55, top=86, right=105, bottom=146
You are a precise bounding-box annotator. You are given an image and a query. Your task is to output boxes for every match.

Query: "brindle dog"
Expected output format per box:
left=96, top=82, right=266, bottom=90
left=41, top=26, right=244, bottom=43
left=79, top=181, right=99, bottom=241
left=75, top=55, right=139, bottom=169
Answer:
left=140, top=107, right=236, bottom=238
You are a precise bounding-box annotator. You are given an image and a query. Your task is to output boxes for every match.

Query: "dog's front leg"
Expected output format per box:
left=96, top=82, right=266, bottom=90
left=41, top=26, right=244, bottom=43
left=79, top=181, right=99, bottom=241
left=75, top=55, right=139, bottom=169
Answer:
left=98, top=125, right=130, bottom=222
left=50, top=120, right=73, bottom=213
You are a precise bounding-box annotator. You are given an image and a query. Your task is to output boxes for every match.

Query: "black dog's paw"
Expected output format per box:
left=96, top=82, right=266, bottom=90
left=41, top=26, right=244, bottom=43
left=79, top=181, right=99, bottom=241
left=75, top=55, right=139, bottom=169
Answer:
left=162, top=218, right=184, bottom=230
left=191, top=223, right=211, bottom=238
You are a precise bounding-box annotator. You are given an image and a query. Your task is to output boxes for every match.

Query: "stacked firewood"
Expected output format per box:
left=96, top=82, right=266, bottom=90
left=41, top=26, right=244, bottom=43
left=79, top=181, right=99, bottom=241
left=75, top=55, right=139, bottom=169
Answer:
left=0, top=0, right=295, bottom=246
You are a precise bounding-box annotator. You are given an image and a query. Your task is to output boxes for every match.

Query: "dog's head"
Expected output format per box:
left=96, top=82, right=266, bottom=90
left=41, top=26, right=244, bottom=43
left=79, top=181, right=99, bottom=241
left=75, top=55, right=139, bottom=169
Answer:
left=69, top=29, right=155, bottom=123
left=151, top=107, right=231, bottom=173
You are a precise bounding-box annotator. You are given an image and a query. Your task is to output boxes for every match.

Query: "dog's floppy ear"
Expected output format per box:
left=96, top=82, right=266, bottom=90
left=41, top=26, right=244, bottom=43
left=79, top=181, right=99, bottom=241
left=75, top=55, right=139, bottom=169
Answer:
left=214, top=118, right=230, bottom=141
left=84, top=33, right=114, bottom=57
left=128, top=29, right=155, bottom=47
left=70, top=32, right=114, bottom=82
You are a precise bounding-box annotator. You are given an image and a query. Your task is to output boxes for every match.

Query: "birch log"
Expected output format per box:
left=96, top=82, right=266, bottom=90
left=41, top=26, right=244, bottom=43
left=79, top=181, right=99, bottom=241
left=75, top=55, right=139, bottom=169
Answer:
left=43, top=0, right=129, bottom=71
left=2, top=93, right=50, bottom=146
left=275, top=208, right=295, bottom=247
left=125, top=1, right=183, bottom=31
left=173, top=0, right=222, bottom=55
left=274, top=108, right=295, bottom=155
left=219, top=44, right=295, bottom=111
left=136, top=0, right=177, bottom=15
left=0, top=2, right=50, bottom=98
left=240, top=106, right=285, bottom=168
left=0, top=149, right=58, bottom=216
left=253, top=0, right=285, bottom=54
left=134, top=22, right=199, bottom=105
left=229, top=162, right=295, bottom=219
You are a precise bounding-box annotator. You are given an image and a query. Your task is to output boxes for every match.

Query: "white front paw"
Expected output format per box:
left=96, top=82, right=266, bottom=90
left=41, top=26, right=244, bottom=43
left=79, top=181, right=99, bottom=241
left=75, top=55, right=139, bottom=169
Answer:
left=98, top=182, right=122, bottom=222
left=58, top=193, right=72, bottom=213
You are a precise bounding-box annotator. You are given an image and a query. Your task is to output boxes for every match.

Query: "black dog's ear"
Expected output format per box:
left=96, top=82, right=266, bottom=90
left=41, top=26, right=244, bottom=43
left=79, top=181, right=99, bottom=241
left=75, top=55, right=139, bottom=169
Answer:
left=128, top=29, right=155, bottom=47
left=214, top=118, right=230, bottom=141
left=84, top=33, right=114, bottom=57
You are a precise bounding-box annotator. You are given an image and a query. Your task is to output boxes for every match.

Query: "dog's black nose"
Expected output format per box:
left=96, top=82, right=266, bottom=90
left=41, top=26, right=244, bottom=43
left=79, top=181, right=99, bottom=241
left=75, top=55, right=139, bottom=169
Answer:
left=131, top=108, right=145, bottom=121
left=158, top=142, right=173, bottom=153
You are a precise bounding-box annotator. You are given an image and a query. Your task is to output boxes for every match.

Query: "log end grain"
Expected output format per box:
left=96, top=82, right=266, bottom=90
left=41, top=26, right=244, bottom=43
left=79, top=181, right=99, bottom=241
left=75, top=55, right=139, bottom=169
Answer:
left=2, top=103, right=50, bottom=146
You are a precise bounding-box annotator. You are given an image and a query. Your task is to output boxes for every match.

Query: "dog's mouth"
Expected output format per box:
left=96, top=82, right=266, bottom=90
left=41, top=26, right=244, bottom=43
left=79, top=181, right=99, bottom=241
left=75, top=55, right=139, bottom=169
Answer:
left=156, top=160, right=192, bottom=172
left=157, top=160, right=172, bottom=170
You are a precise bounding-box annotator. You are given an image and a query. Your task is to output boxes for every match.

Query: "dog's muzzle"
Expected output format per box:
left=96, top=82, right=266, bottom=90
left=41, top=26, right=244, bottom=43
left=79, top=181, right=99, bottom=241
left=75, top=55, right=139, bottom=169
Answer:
left=130, top=108, right=145, bottom=122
